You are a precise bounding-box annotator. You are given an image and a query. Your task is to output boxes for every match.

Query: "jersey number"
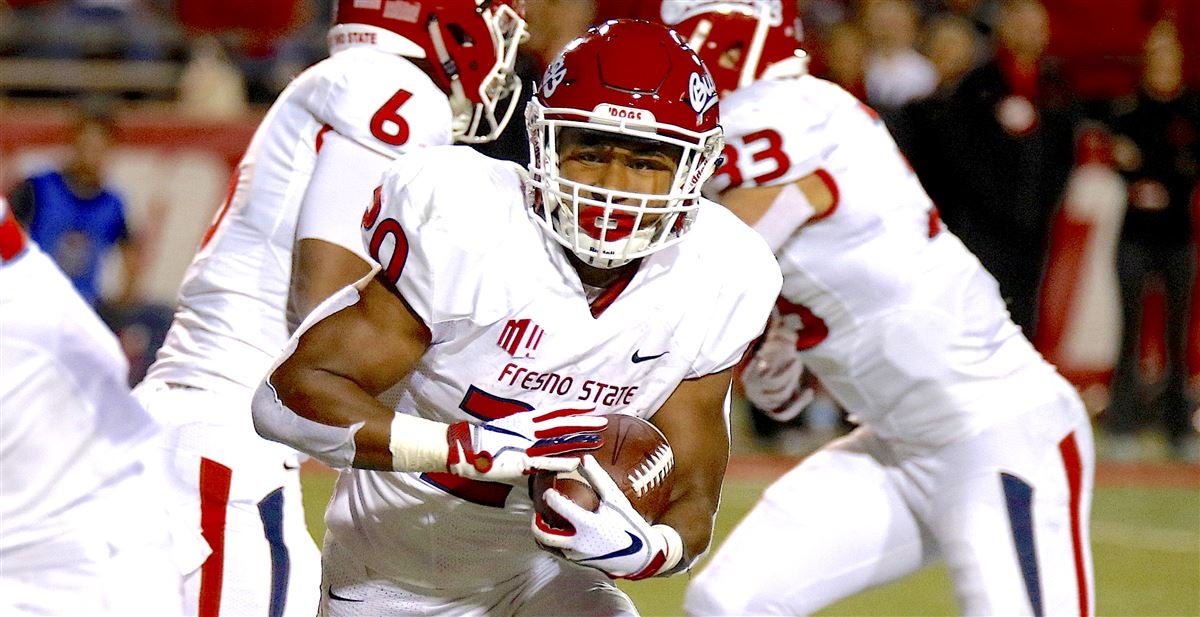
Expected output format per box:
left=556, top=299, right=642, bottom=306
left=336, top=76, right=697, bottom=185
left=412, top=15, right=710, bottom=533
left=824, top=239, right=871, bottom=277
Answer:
left=714, top=128, right=792, bottom=189
left=363, top=187, right=411, bottom=285
left=370, top=89, right=413, bottom=146
left=420, top=386, right=535, bottom=507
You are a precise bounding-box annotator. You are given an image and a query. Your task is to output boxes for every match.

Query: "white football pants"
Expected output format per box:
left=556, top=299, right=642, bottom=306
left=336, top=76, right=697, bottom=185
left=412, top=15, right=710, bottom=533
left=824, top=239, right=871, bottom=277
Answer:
left=686, top=387, right=1094, bottom=616
left=134, top=380, right=323, bottom=617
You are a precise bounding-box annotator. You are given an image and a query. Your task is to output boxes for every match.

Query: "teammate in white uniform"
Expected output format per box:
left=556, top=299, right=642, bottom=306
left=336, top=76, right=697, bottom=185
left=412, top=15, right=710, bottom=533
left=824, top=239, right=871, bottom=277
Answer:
left=0, top=197, right=185, bottom=616
left=250, top=20, right=781, bottom=616
left=639, top=2, right=1096, bottom=615
left=133, top=2, right=528, bottom=615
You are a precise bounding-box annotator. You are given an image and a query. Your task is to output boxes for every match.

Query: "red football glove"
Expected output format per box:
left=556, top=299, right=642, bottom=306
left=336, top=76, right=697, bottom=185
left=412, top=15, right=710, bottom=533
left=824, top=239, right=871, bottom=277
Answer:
left=447, top=405, right=607, bottom=484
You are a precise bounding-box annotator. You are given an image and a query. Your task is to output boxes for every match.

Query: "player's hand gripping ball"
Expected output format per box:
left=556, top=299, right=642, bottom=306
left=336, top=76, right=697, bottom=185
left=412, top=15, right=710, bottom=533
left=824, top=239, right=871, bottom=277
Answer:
left=530, top=414, right=674, bottom=530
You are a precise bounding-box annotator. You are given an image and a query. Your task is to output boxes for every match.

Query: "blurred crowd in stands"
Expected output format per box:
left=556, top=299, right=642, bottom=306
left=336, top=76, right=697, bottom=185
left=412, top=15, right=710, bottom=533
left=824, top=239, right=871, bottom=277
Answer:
left=3, top=1, right=1197, bottom=111
left=1, top=0, right=1196, bottom=460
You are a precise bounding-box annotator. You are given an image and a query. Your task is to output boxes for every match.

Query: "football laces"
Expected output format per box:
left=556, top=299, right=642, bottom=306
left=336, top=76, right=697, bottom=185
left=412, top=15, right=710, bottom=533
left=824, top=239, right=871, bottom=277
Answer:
left=627, top=444, right=674, bottom=498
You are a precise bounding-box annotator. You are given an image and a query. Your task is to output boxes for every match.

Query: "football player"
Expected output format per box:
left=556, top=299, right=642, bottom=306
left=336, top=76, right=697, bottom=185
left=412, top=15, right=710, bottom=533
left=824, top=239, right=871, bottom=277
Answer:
left=0, top=197, right=185, bottom=616
left=250, top=20, right=781, bottom=615
left=637, top=2, right=1097, bottom=615
left=131, top=2, right=528, bottom=615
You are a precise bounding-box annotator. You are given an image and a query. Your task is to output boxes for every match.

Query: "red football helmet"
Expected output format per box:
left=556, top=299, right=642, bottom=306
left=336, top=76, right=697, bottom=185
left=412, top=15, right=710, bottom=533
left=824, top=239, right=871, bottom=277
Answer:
left=330, top=0, right=527, bottom=143
left=526, top=19, right=724, bottom=269
left=639, top=1, right=805, bottom=96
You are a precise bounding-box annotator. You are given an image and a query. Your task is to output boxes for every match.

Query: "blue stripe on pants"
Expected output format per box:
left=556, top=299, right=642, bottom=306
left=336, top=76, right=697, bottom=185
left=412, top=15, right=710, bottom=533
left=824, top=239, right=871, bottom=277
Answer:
left=1001, top=472, right=1043, bottom=617
left=258, top=488, right=290, bottom=617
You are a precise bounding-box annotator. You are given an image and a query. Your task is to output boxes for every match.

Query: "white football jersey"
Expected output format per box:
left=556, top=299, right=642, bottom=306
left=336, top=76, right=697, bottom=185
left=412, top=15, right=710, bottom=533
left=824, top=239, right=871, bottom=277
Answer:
left=326, top=146, right=781, bottom=589
left=0, top=214, right=160, bottom=553
left=716, top=75, right=1065, bottom=446
left=147, top=46, right=454, bottom=393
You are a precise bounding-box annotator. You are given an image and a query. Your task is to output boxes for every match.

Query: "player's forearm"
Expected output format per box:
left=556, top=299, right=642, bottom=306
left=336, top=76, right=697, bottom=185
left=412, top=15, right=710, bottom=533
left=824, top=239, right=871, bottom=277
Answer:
left=253, top=363, right=449, bottom=471
left=655, top=474, right=724, bottom=574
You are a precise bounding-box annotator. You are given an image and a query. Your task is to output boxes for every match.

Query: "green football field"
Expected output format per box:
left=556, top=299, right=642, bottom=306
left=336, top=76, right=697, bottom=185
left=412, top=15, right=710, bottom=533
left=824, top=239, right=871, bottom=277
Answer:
left=301, top=461, right=1199, bottom=617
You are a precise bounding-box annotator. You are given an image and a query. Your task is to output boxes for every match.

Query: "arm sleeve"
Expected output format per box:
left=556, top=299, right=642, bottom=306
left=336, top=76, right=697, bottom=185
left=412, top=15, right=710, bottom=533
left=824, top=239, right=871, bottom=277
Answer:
left=296, top=130, right=396, bottom=261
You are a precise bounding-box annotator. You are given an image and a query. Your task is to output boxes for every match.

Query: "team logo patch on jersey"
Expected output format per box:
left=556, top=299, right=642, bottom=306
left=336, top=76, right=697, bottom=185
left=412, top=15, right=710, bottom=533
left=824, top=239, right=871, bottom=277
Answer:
left=542, top=56, right=567, bottom=98
left=688, top=72, right=718, bottom=115
left=498, top=318, right=544, bottom=358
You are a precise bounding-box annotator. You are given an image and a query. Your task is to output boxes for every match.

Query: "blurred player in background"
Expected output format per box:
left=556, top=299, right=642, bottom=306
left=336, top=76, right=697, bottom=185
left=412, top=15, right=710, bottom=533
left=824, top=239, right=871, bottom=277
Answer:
left=0, top=197, right=185, bottom=616
left=131, top=1, right=528, bottom=615
left=7, top=107, right=143, bottom=308
left=250, top=20, right=780, bottom=615
left=634, top=2, right=1096, bottom=615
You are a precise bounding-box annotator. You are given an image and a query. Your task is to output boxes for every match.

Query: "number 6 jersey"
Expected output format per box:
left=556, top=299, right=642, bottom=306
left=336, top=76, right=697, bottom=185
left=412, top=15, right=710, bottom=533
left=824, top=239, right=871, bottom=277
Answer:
left=148, top=44, right=454, bottom=393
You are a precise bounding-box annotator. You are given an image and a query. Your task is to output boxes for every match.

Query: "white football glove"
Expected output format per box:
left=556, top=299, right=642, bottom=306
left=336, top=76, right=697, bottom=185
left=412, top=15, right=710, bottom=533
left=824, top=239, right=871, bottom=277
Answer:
left=741, top=320, right=812, bottom=422
left=447, top=405, right=607, bottom=484
left=531, top=455, right=685, bottom=580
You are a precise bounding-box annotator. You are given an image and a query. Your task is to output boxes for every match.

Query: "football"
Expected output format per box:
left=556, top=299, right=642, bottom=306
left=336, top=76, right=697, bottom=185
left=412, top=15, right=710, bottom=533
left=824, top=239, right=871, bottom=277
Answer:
left=531, top=414, right=675, bottom=531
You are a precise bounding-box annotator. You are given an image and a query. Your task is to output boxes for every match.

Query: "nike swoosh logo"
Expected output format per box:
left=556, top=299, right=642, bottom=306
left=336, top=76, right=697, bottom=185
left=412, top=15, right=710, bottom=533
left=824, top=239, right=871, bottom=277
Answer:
left=327, top=587, right=364, bottom=603
left=631, top=350, right=668, bottom=363
left=579, top=531, right=644, bottom=563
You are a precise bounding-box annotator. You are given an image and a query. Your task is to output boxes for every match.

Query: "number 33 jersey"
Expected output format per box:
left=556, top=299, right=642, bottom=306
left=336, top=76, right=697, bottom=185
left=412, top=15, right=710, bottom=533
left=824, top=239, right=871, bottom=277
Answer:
left=330, top=146, right=781, bottom=589
left=148, top=46, right=454, bottom=393
left=716, top=74, right=1068, bottom=447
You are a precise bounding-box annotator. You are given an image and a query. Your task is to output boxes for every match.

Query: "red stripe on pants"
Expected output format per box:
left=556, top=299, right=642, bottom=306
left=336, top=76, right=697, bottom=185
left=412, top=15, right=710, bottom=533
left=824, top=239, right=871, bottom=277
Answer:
left=199, top=458, right=233, bottom=617
left=1058, top=433, right=1089, bottom=616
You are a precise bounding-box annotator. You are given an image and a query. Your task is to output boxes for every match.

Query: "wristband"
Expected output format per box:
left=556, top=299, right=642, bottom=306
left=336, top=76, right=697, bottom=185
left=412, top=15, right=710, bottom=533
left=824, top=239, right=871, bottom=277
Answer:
left=654, top=523, right=686, bottom=574
left=625, top=524, right=686, bottom=580
left=389, top=412, right=452, bottom=472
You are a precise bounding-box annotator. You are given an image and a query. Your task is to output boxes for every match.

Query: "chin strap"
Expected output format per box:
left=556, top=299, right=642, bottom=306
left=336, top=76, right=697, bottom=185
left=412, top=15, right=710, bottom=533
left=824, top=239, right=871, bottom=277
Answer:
left=426, top=14, right=473, bottom=138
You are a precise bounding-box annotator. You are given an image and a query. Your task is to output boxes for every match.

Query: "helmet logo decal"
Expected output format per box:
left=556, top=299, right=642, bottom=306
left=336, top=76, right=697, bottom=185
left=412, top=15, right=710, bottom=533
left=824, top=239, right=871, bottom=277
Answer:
left=542, top=55, right=567, bottom=97
left=688, top=72, right=718, bottom=114
left=353, top=0, right=382, bottom=8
